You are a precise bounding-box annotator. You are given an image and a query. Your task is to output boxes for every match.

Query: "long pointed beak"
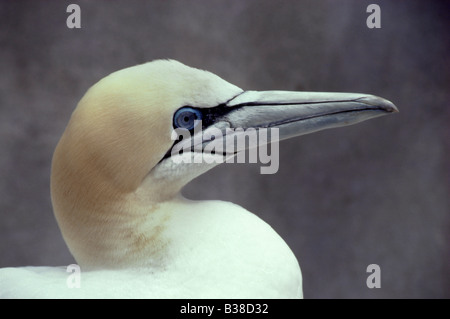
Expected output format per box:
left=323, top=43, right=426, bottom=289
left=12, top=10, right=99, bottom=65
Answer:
left=223, top=91, right=398, bottom=141
left=166, top=90, right=398, bottom=161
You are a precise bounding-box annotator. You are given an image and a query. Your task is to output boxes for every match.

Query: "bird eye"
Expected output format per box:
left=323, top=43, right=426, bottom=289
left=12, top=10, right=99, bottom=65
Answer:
left=173, top=107, right=202, bottom=130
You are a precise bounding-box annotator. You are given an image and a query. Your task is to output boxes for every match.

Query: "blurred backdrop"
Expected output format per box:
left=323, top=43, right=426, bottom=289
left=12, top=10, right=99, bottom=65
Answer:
left=0, top=0, right=448, bottom=298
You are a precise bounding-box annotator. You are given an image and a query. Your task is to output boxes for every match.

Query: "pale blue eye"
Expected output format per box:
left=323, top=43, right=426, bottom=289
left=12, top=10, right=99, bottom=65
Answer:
left=173, top=107, right=202, bottom=130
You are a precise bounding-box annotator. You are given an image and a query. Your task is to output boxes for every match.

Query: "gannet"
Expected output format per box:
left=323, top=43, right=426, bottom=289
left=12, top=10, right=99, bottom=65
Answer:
left=0, top=59, right=397, bottom=298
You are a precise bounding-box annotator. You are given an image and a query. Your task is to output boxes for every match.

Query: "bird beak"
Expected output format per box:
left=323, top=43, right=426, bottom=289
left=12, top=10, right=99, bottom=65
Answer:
left=167, top=90, right=398, bottom=162
left=222, top=90, right=398, bottom=141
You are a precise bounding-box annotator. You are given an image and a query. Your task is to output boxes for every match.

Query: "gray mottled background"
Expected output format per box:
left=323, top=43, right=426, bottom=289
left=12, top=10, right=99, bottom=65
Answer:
left=0, top=0, right=449, bottom=298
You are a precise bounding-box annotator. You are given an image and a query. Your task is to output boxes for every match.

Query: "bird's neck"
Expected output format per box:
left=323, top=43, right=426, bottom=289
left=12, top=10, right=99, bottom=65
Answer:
left=52, top=171, right=302, bottom=297
left=50, top=142, right=178, bottom=270
left=52, top=182, right=175, bottom=270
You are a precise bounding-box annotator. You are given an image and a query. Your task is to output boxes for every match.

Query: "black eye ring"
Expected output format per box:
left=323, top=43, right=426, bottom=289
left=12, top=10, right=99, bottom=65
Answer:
left=173, top=107, right=202, bottom=131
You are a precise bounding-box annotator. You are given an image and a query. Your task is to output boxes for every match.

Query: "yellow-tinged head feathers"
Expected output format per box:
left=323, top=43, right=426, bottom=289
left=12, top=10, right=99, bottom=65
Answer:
left=50, top=60, right=242, bottom=268
left=52, top=60, right=241, bottom=196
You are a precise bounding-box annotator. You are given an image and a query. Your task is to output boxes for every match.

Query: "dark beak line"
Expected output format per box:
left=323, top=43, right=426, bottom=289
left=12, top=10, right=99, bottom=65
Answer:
left=265, top=106, right=389, bottom=129
left=230, top=96, right=397, bottom=112
left=230, top=99, right=356, bottom=108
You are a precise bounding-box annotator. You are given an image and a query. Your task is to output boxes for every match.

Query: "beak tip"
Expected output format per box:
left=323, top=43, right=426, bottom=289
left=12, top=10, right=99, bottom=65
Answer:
left=359, top=95, right=399, bottom=114
left=383, top=101, right=399, bottom=114
left=383, top=99, right=399, bottom=114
